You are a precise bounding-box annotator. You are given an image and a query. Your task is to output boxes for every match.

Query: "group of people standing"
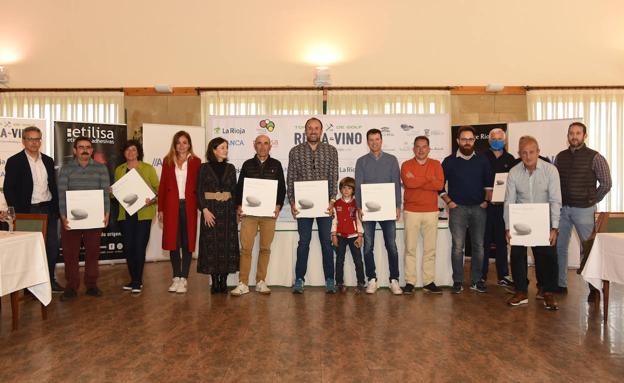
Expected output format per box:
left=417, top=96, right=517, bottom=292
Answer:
left=1, top=119, right=611, bottom=310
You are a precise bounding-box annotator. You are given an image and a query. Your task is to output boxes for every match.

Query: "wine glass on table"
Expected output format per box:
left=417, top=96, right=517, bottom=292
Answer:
left=6, top=206, right=16, bottom=232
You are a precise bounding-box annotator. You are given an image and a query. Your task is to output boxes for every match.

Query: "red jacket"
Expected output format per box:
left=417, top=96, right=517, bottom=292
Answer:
left=158, top=156, right=201, bottom=251
left=332, top=198, right=362, bottom=237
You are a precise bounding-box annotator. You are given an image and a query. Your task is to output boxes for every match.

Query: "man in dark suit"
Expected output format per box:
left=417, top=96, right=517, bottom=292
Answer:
left=3, top=126, right=63, bottom=292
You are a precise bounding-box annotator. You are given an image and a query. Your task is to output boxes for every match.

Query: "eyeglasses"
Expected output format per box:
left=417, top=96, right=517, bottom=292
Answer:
left=24, top=137, right=42, bottom=142
left=459, top=138, right=475, bottom=143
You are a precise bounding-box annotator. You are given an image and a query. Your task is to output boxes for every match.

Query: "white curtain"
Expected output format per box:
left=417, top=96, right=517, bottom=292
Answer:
left=0, top=91, right=124, bottom=156
left=327, top=90, right=450, bottom=115
left=201, top=90, right=322, bottom=122
left=527, top=89, right=624, bottom=211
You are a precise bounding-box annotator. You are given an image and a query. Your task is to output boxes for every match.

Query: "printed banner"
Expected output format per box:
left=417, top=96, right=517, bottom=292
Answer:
left=451, top=123, right=507, bottom=154
left=207, top=114, right=451, bottom=229
left=0, top=117, right=47, bottom=209
left=54, top=121, right=127, bottom=261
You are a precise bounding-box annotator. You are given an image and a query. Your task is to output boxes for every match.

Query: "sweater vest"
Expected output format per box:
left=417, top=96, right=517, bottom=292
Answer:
left=556, top=146, right=598, bottom=207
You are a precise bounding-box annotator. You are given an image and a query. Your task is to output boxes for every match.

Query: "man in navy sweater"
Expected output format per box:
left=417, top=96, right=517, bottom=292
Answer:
left=441, top=126, right=494, bottom=294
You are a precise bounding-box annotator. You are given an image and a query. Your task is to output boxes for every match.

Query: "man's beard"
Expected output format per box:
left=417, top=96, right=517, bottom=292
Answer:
left=569, top=139, right=583, bottom=148
left=307, top=135, right=319, bottom=143
left=459, top=145, right=474, bottom=156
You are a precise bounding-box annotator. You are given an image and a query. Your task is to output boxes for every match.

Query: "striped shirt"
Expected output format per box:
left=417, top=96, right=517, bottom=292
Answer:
left=287, top=142, right=339, bottom=205
left=58, top=158, right=111, bottom=216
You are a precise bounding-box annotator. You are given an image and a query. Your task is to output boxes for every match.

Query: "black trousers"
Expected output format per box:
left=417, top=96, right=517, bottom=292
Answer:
left=510, top=245, right=558, bottom=293
left=335, top=236, right=365, bottom=286
left=170, top=200, right=192, bottom=278
left=120, top=213, right=152, bottom=286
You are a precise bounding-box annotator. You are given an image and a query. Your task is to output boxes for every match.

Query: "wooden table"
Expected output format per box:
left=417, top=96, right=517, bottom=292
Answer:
left=0, top=231, right=51, bottom=330
left=581, top=232, right=624, bottom=322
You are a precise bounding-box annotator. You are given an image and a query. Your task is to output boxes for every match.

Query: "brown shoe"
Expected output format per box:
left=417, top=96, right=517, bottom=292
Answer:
left=543, top=292, right=559, bottom=311
left=507, top=292, right=528, bottom=306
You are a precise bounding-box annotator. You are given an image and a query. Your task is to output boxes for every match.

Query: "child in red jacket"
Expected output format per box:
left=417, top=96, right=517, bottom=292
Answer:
left=331, top=177, right=365, bottom=292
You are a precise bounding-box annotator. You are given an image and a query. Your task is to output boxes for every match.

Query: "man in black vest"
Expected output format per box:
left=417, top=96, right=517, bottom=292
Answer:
left=555, top=122, right=611, bottom=301
left=3, top=126, right=63, bottom=292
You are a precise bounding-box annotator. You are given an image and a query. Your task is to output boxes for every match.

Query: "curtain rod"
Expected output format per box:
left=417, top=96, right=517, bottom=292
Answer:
left=0, top=88, right=124, bottom=92
left=525, top=86, right=624, bottom=90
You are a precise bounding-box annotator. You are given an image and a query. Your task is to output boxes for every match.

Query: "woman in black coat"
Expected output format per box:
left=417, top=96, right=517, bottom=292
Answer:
left=196, top=137, right=240, bottom=293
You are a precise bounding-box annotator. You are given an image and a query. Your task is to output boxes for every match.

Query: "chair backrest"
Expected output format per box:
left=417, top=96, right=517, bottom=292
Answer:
left=14, top=213, right=48, bottom=244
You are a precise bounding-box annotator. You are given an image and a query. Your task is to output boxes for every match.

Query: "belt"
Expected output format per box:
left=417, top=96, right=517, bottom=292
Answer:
left=31, top=201, right=51, bottom=207
left=204, top=192, right=232, bottom=202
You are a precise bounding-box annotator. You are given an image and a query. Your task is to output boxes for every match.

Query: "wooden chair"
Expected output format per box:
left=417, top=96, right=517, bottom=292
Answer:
left=0, top=213, right=49, bottom=330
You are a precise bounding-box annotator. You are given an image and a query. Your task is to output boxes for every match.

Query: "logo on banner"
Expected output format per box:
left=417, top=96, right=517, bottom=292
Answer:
left=213, top=126, right=245, bottom=135
left=229, top=139, right=245, bottom=146
left=294, top=123, right=363, bottom=146
left=259, top=119, right=276, bottom=132
left=0, top=126, right=23, bottom=140
left=401, top=124, right=414, bottom=131
left=65, top=126, right=115, bottom=144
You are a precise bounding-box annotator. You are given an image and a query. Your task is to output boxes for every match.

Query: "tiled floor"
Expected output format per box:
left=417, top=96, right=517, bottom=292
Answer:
left=1, top=261, right=623, bottom=382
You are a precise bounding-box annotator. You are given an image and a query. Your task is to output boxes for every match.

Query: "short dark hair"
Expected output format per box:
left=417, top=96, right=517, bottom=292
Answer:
left=22, top=126, right=42, bottom=137
left=366, top=128, right=382, bottom=140
left=457, top=125, right=476, bottom=137
left=122, top=139, right=144, bottom=161
left=206, top=137, right=228, bottom=163
left=568, top=122, right=587, bottom=135
left=413, top=135, right=430, bottom=146
left=305, top=117, right=323, bottom=130
left=339, top=177, right=356, bottom=193
left=73, top=136, right=93, bottom=149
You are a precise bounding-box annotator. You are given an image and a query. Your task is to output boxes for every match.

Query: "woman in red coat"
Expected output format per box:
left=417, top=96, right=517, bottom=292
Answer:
left=157, top=131, right=201, bottom=294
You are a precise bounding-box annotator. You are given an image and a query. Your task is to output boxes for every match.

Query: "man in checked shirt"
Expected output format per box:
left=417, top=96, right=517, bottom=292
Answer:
left=554, top=122, right=612, bottom=301
left=287, top=117, right=339, bottom=294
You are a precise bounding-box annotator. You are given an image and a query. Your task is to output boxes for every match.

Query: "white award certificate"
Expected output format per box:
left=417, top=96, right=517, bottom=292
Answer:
left=111, top=168, right=156, bottom=216
left=491, top=173, right=509, bottom=203
left=509, top=203, right=550, bottom=246
left=361, top=183, right=396, bottom=221
left=241, top=178, right=278, bottom=217
left=66, top=190, right=105, bottom=230
left=294, top=180, right=329, bottom=218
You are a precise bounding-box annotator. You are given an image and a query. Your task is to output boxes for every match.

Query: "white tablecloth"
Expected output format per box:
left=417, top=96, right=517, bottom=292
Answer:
left=0, top=231, right=51, bottom=305
left=582, top=233, right=624, bottom=290
left=231, top=227, right=454, bottom=287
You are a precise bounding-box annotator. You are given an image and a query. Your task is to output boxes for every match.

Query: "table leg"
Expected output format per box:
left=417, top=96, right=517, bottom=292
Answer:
left=603, top=280, right=609, bottom=323
left=10, top=291, right=20, bottom=331
left=41, top=303, right=47, bottom=320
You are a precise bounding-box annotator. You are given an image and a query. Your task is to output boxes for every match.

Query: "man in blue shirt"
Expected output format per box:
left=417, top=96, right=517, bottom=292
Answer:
left=355, top=129, right=403, bottom=295
left=441, top=126, right=493, bottom=294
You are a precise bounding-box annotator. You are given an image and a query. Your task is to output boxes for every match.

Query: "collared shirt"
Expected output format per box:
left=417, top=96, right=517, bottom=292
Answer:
left=26, top=152, right=52, bottom=204
left=355, top=151, right=402, bottom=208
left=455, top=149, right=475, bottom=161
left=504, top=159, right=561, bottom=230
left=287, top=142, right=339, bottom=205
left=57, top=158, right=111, bottom=216
left=175, top=154, right=191, bottom=199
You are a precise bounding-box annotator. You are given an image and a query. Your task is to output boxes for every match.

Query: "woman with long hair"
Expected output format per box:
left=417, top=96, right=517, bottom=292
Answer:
left=197, top=137, right=240, bottom=293
left=157, top=131, right=201, bottom=294
left=115, top=140, right=159, bottom=294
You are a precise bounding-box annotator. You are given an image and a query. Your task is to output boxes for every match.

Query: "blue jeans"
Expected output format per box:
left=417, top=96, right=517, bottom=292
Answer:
left=295, top=216, right=334, bottom=281
left=556, top=205, right=595, bottom=287
left=449, top=204, right=486, bottom=284
left=363, top=220, right=400, bottom=281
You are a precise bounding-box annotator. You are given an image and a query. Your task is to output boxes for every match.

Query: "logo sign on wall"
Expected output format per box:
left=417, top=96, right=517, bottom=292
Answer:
left=54, top=121, right=127, bottom=261
left=451, top=123, right=507, bottom=154
left=207, top=114, right=451, bottom=229
left=0, top=117, right=47, bottom=208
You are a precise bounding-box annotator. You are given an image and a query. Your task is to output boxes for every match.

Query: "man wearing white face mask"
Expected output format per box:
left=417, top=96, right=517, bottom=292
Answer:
left=481, top=128, right=515, bottom=288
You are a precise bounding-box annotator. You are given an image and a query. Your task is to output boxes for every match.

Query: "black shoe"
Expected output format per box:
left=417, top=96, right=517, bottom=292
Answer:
left=403, top=283, right=415, bottom=295
left=60, top=289, right=77, bottom=301
left=423, top=282, right=443, bottom=294
left=470, top=281, right=487, bottom=293
left=452, top=282, right=463, bottom=294
left=211, top=274, right=218, bottom=294
left=122, top=283, right=133, bottom=291
left=220, top=274, right=229, bottom=294
left=51, top=280, right=65, bottom=293
left=556, top=286, right=568, bottom=294
left=85, top=287, right=103, bottom=297
left=131, top=284, right=142, bottom=294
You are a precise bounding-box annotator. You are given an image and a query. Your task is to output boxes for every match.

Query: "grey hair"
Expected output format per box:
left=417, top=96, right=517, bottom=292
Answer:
left=488, top=128, right=506, bottom=140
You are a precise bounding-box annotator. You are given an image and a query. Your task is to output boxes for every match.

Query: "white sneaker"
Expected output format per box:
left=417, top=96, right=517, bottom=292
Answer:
left=176, top=277, right=188, bottom=294
left=255, top=280, right=271, bottom=295
left=366, top=278, right=378, bottom=294
left=168, top=277, right=180, bottom=293
left=390, top=279, right=403, bottom=295
left=230, top=282, right=250, bottom=296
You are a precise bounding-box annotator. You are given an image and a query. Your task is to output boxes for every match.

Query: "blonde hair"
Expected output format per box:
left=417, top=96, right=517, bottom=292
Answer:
left=163, top=131, right=197, bottom=165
